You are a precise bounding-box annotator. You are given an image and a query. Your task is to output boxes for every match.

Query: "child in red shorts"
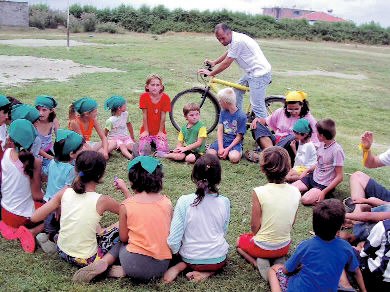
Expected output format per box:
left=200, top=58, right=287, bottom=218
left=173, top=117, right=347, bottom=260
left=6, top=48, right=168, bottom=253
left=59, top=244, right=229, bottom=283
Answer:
left=236, top=146, right=301, bottom=281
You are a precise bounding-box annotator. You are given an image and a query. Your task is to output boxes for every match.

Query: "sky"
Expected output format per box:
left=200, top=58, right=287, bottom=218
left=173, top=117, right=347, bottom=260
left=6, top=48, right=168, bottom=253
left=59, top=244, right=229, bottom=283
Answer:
left=19, top=0, right=390, bottom=28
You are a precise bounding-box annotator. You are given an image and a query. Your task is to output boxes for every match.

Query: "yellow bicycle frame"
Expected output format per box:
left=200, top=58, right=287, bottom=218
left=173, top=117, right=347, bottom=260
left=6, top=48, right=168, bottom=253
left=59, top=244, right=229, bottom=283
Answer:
left=207, top=76, right=252, bottom=116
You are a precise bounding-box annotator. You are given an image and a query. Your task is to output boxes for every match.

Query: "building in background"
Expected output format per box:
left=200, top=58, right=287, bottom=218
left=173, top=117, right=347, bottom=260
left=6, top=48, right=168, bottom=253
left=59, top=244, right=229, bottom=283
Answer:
left=0, top=1, right=29, bottom=27
left=263, top=7, right=346, bottom=24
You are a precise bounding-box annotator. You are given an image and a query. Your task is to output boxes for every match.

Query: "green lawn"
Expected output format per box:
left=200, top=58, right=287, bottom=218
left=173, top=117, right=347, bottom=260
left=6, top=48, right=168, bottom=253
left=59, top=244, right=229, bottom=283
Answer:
left=1, top=28, right=390, bottom=291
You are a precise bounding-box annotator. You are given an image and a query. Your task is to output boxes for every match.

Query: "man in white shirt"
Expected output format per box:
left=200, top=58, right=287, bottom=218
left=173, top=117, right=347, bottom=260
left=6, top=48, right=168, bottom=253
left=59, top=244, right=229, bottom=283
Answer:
left=199, top=23, right=272, bottom=118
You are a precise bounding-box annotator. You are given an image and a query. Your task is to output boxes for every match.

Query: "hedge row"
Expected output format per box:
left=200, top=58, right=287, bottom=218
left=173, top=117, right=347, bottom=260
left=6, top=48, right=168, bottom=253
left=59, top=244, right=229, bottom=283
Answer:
left=29, top=4, right=390, bottom=45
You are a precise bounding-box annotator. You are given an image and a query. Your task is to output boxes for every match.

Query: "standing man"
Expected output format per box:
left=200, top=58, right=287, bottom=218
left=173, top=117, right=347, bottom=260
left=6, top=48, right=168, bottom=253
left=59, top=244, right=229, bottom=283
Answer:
left=199, top=23, right=272, bottom=118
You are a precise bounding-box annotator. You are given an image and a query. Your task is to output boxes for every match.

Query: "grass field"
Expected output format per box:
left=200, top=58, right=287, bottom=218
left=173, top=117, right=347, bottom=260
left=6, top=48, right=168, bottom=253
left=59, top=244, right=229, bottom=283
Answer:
left=1, top=27, right=390, bottom=291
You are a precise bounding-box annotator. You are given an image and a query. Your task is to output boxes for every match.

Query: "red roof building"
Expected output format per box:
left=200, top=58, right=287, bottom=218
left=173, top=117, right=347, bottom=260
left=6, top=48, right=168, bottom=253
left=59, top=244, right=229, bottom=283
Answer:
left=297, top=11, right=347, bottom=23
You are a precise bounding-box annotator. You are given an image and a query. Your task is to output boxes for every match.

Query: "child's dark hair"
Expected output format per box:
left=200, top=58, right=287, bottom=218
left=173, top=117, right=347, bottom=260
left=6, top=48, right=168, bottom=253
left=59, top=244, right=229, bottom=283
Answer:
left=284, top=99, right=310, bottom=118
left=191, top=154, right=221, bottom=206
left=316, top=118, right=336, bottom=140
left=260, top=146, right=291, bottom=184
left=294, top=124, right=313, bottom=142
left=53, top=139, right=84, bottom=162
left=128, top=162, right=163, bottom=193
left=0, top=103, right=11, bottom=116
left=313, top=199, right=345, bottom=241
left=6, top=96, right=22, bottom=107
left=13, top=141, right=35, bottom=179
left=72, top=151, right=106, bottom=194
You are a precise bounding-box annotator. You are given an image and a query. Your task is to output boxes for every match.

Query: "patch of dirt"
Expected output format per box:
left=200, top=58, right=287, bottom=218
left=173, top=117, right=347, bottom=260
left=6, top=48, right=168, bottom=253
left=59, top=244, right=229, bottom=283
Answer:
left=0, top=38, right=98, bottom=47
left=0, top=55, right=125, bottom=87
left=275, top=70, right=367, bottom=80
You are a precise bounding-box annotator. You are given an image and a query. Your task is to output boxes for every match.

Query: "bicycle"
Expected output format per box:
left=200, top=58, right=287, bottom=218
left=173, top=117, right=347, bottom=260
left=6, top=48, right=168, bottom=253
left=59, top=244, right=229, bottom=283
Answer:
left=169, top=63, right=286, bottom=134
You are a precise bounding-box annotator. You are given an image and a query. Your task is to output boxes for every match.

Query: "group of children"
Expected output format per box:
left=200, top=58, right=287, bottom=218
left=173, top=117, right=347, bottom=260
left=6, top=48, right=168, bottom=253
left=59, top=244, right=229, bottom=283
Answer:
left=0, top=72, right=385, bottom=291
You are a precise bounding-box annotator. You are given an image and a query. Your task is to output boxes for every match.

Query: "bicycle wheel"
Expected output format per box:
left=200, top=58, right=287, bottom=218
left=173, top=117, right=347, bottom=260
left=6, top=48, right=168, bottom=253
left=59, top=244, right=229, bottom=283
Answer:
left=170, top=87, right=220, bottom=134
left=265, top=95, right=286, bottom=115
left=246, top=95, right=286, bottom=124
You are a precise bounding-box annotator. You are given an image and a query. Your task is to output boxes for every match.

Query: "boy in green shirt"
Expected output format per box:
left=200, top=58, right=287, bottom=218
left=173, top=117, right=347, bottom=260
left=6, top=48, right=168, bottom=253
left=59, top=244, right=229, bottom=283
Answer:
left=164, top=103, right=207, bottom=163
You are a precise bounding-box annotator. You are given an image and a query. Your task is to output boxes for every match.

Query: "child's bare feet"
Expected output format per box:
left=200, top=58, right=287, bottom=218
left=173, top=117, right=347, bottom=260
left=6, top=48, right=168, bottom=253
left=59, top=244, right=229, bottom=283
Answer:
left=162, top=262, right=187, bottom=283
left=186, top=271, right=215, bottom=281
left=108, top=265, right=126, bottom=278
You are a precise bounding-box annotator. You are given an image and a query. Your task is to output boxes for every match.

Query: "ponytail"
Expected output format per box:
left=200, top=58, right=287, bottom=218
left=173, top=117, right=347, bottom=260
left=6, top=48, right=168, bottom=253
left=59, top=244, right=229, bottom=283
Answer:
left=15, top=143, right=35, bottom=179
left=191, top=154, right=221, bottom=207
left=68, top=104, right=76, bottom=121
left=72, top=175, right=86, bottom=194
left=71, top=151, right=106, bottom=194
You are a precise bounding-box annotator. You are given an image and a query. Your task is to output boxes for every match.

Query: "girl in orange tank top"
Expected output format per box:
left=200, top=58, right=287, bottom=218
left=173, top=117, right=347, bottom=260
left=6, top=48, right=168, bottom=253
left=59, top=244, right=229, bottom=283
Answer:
left=68, top=97, right=112, bottom=160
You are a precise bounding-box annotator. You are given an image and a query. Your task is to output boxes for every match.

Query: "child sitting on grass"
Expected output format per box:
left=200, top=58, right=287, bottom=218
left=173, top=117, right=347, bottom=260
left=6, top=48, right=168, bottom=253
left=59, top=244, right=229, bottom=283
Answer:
left=137, top=74, right=170, bottom=157
left=31, top=151, right=124, bottom=267
left=164, top=102, right=207, bottom=163
left=34, top=95, right=60, bottom=171
left=163, top=154, right=230, bottom=283
left=68, top=97, right=110, bottom=160
left=293, top=118, right=345, bottom=205
left=104, top=95, right=135, bottom=160
left=37, top=129, right=84, bottom=253
left=236, top=146, right=301, bottom=281
left=268, top=199, right=366, bottom=292
left=285, top=118, right=317, bottom=182
left=0, top=119, right=43, bottom=253
left=206, top=88, right=247, bottom=163
left=72, top=156, right=172, bottom=283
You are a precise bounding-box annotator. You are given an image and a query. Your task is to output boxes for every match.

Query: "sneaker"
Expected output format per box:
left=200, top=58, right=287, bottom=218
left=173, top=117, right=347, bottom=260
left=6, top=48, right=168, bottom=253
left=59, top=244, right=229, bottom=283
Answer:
left=132, top=142, right=139, bottom=157
left=256, top=258, right=270, bottom=281
left=72, top=260, right=108, bottom=283
left=16, top=226, right=35, bottom=253
left=0, top=220, right=19, bottom=240
left=343, top=197, right=355, bottom=213
left=142, top=143, right=152, bottom=156
left=36, top=233, right=57, bottom=254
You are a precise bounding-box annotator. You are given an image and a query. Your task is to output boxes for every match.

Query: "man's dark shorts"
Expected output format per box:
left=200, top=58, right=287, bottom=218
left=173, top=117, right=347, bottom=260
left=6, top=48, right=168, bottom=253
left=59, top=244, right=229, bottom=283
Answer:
left=365, top=178, right=390, bottom=202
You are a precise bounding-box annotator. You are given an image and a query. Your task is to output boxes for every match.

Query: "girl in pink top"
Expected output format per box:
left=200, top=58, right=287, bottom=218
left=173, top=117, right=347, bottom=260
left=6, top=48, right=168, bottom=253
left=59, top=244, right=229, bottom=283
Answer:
left=72, top=156, right=172, bottom=283
left=246, top=91, right=318, bottom=164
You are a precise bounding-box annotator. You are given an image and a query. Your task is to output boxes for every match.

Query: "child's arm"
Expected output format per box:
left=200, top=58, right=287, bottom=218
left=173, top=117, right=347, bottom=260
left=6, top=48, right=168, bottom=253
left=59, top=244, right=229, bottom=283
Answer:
left=140, top=109, right=149, bottom=138
left=119, top=204, right=129, bottom=243
left=167, top=196, right=187, bottom=254
left=250, top=191, right=262, bottom=234
left=290, top=140, right=297, bottom=155
left=53, top=118, right=60, bottom=132
left=114, top=178, right=132, bottom=199
left=96, top=195, right=120, bottom=215
left=173, top=141, right=185, bottom=152
left=250, top=118, right=266, bottom=130
left=39, top=149, right=54, bottom=160
left=220, top=133, right=243, bottom=158
left=68, top=119, right=81, bottom=135
left=299, top=164, right=317, bottom=179
left=352, top=268, right=367, bottom=292
left=178, top=137, right=205, bottom=153
left=346, top=211, right=390, bottom=222
left=216, top=124, right=226, bottom=157
left=104, top=128, right=109, bottom=137
left=30, top=157, right=44, bottom=201
left=316, top=165, right=343, bottom=202
left=30, top=188, right=65, bottom=222
left=126, top=121, right=135, bottom=141
left=93, top=119, right=109, bottom=159
left=157, top=111, right=167, bottom=139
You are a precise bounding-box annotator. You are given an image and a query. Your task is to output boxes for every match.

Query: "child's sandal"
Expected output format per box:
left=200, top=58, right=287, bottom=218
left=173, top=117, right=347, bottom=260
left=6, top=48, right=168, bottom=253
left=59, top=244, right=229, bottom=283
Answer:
left=244, top=150, right=260, bottom=163
left=16, top=226, right=36, bottom=253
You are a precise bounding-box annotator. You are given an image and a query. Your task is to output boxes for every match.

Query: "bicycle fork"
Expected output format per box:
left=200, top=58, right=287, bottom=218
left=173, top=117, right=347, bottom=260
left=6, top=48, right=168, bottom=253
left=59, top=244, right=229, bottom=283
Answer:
left=199, top=86, right=211, bottom=108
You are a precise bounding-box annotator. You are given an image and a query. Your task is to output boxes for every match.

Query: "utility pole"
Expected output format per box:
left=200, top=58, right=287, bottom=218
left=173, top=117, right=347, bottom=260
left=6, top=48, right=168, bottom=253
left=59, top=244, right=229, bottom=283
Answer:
left=67, top=0, right=70, bottom=49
